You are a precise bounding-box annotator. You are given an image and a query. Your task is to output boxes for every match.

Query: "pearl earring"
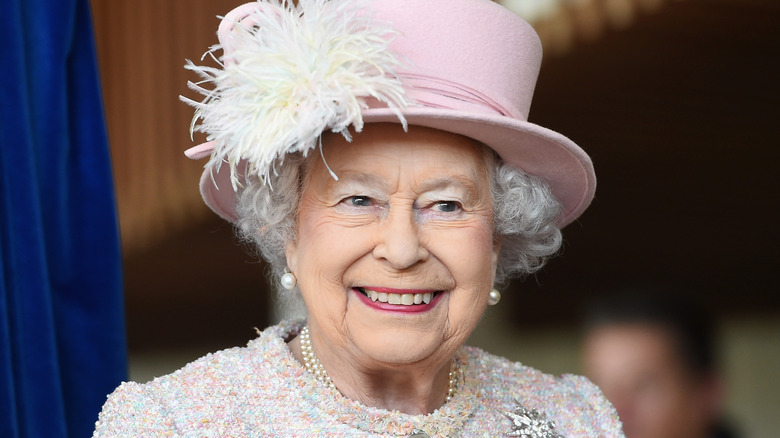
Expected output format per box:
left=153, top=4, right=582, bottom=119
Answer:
left=280, top=271, right=297, bottom=290
left=487, top=288, right=501, bottom=306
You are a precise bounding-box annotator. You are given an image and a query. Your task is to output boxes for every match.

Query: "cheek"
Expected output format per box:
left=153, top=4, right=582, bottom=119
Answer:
left=293, top=209, right=374, bottom=299
left=427, top=220, right=496, bottom=316
left=428, top=220, right=495, bottom=280
left=294, top=221, right=354, bottom=335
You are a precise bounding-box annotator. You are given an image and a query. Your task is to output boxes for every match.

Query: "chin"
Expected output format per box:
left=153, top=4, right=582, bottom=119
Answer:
left=348, top=322, right=450, bottom=366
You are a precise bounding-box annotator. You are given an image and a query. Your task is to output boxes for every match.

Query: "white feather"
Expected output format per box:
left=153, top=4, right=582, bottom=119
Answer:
left=183, top=0, right=410, bottom=189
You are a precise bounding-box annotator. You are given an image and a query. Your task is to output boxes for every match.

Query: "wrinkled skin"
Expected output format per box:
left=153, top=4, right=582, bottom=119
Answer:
left=286, top=123, right=499, bottom=414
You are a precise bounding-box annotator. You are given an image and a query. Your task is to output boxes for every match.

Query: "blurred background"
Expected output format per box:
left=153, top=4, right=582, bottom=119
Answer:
left=89, top=0, right=779, bottom=436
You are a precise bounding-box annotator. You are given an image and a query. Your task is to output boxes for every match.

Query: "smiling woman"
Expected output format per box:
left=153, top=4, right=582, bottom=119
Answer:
left=94, top=0, right=623, bottom=436
left=285, top=125, right=497, bottom=413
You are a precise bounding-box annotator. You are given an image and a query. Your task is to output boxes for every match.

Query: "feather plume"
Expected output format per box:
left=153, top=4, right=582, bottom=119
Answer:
left=182, top=0, right=411, bottom=189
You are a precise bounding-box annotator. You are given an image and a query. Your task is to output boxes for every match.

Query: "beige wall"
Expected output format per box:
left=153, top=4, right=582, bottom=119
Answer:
left=720, top=318, right=780, bottom=438
left=90, top=0, right=246, bottom=254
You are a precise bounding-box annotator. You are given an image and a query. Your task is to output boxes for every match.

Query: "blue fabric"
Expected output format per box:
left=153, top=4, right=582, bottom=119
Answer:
left=0, top=0, right=127, bottom=437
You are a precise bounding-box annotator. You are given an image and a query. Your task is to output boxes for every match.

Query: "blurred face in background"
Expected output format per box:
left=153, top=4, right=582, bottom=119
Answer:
left=583, top=324, right=721, bottom=438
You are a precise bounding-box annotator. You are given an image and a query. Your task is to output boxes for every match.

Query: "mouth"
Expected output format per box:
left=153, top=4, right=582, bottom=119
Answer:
left=354, top=287, right=443, bottom=308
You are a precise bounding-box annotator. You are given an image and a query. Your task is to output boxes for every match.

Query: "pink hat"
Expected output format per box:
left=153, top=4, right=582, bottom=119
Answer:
left=184, top=0, right=595, bottom=227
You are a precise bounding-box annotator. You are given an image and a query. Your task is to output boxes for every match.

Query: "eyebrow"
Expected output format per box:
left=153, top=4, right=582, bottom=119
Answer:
left=418, top=176, right=480, bottom=203
left=331, top=172, right=391, bottom=192
left=331, top=172, right=482, bottom=203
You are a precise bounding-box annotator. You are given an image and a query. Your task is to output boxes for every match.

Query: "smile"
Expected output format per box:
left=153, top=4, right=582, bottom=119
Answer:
left=354, top=287, right=442, bottom=311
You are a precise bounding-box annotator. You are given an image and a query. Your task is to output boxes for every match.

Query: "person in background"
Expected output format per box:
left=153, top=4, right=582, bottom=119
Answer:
left=582, top=292, right=740, bottom=438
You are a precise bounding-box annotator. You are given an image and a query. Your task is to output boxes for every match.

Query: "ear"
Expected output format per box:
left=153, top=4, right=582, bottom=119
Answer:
left=285, top=240, right=299, bottom=273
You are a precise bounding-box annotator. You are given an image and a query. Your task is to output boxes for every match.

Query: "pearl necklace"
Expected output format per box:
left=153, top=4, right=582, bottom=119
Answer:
left=299, top=325, right=459, bottom=401
left=299, top=325, right=339, bottom=392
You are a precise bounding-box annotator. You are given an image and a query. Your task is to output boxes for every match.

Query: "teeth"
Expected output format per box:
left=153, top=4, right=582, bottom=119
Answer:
left=363, top=289, right=434, bottom=306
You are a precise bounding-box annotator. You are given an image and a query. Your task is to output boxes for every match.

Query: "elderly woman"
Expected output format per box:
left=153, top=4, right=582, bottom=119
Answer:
left=94, top=0, right=623, bottom=436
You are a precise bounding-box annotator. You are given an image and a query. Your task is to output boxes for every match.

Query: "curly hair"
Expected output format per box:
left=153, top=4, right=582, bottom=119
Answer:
left=235, top=142, right=562, bottom=319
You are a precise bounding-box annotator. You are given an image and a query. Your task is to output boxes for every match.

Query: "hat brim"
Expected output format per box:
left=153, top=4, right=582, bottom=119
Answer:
left=199, top=107, right=595, bottom=228
left=362, top=107, right=595, bottom=227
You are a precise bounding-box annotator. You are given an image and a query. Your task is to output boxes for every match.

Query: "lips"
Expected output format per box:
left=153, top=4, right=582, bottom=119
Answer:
left=355, top=287, right=442, bottom=311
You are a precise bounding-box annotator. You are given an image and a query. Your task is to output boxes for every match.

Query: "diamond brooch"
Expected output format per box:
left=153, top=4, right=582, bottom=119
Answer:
left=505, top=402, right=563, bottom=438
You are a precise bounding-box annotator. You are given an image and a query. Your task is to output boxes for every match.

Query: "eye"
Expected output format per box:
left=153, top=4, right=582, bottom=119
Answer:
left=432, top=201, right=461, bottom=213
left=342, top=195, right=373, bottom=207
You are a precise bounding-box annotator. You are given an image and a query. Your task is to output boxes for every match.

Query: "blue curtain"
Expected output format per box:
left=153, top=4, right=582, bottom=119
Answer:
left=0, top=0, right=127, bottom=437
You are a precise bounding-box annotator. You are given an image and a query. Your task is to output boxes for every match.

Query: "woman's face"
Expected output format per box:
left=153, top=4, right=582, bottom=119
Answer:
left=286, top=123, right=499, bottom=369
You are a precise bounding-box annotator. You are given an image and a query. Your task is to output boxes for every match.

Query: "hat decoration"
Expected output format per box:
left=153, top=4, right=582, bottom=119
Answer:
left=185, top=0, right=597, bottom=227
left=182, top=0, right=411, bottom=189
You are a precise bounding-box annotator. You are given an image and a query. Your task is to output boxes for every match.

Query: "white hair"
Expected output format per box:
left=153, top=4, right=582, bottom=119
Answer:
left=235, top=144, right=562, bottom=319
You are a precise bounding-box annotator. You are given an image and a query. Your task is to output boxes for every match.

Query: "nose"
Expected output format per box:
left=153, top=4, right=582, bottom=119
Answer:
left=372, top=207, right=429, bottom=269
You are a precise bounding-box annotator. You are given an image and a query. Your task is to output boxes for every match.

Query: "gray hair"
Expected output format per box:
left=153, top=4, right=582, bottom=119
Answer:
left=235, top=145, right=562, bottom=319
